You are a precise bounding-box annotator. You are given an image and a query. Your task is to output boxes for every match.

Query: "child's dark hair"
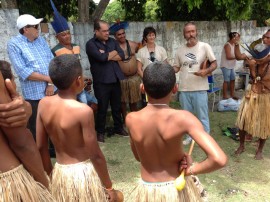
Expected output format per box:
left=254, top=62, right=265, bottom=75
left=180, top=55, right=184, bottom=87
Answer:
left=49, top=54, right=82, bottom=90
left=0, top=60, right=13, bottom=80
left=143, top=62, right=176, bottom=99
left=143, top=26, right=156, bottom=42
left=229, top=32, right=240, bottom=40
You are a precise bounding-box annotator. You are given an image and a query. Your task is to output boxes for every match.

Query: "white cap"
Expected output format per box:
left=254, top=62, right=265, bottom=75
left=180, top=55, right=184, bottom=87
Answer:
left=16, top=14, right=43, bottom=29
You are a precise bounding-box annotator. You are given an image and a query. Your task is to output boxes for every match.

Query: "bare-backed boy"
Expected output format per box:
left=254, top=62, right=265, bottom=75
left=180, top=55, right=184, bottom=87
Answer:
left=36, top=54, right=118, bottom=201
left=0, top=60, right=54, bottom=201
left=126, top=62, right=227, bottom=201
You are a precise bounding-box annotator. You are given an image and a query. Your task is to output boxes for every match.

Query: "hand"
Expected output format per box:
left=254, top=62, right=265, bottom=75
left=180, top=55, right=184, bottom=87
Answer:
left=106, top=189, right=116, bottom=202
left=179, top=153, right=193, bottom=174
left=99, top=49, right=105, bottom=53
left=45, top=85, right=54, bottom=96
left=194, top=69, right=209, bottom=77
left=0, top=79, right=32, bottom=127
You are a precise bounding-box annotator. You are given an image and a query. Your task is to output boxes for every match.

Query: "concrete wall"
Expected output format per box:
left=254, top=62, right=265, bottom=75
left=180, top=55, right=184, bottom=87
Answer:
left=1, top=9, right=269, bottom=92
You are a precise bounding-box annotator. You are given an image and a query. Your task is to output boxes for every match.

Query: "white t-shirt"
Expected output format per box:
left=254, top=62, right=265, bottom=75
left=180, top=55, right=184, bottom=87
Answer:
left=174, top=41, right=216, bottom=91
left=136, top=45, right=167, bottom=71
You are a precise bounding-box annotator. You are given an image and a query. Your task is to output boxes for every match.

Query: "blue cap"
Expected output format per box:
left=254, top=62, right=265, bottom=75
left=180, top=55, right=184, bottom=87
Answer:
left=50, top=0, right=69, bottom=34
left=109, top=21, right=129, bottom=35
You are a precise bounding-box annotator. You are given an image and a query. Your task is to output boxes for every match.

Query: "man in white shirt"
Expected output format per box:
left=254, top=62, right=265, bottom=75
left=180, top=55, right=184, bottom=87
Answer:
left=174, top=22, right=217, bottom=145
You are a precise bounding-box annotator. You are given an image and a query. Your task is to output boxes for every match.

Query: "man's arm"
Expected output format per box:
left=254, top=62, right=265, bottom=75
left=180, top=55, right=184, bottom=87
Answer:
left=81, top=107, right=112, bottom=189
left=0, top=73, right=49, bottom=188
left=36, top=101, right=53, bottom=176
left=180, top=111, right=227, bottom=175
left=137, top=60, right=144, bottom=78
left=234, top=43, right=248, bottom=60
left=194, top=59, right=217, bottom=77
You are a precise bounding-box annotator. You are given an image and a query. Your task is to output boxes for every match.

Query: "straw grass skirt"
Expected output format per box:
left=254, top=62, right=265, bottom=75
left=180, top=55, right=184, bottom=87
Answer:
left=236, top=90, right=270, bottom=139
left=0, top=164, right=54, bottom=202
left=132, top=176, right=202, bottom=202
left=52, top=159, right=107, bottom=202
left=120, top=74, right=141, bottom=103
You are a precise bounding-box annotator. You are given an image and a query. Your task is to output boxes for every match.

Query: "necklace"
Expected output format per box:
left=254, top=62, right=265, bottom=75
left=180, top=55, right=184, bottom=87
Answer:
left=147, top=103, right=168, bottom=106
left=254, top=62, right=270, bottom=83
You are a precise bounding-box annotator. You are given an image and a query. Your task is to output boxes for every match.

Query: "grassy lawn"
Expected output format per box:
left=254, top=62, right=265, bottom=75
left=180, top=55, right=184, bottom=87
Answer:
left=100, top=104, right=270, bottom=202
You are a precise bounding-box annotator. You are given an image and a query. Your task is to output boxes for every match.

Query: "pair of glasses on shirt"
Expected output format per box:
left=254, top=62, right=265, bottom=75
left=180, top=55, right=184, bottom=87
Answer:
left=25, top=24, right=39, bottom=29
left=149, top=51, right=156, bottom=62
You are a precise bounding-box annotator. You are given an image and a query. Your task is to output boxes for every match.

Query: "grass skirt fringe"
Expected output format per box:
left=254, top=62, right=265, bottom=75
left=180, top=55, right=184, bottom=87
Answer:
left=0, top=164, right=54, bottom=202
left=120, top=75, right=141, bottom=103
left=52, top=159, right=107, bottom=202
left=131, top=176, right=202, bottom=202
left=236, top=91, right=270, bottom=139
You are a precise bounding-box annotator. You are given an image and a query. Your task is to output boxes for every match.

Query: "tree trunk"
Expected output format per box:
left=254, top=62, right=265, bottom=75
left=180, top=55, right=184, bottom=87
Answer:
left=78, top=0, right=89, bottom=22
left=1, top=0, right=18, bottom=8
left=90, top=0, right=110, bottom=22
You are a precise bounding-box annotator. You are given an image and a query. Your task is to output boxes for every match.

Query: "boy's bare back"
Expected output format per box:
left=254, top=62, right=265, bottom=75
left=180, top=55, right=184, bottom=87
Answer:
left=126, top=105, right=208, bottom=182
left=37, top=94, right=96, bottom=164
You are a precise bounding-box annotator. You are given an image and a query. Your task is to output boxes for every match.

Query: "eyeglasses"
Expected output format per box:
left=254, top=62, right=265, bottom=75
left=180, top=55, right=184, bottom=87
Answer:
left=25, top=24, right=39, bottom=29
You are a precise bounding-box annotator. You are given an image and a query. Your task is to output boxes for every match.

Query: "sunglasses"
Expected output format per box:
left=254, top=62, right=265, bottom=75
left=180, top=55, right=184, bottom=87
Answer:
left=149, top=51, right=156, bottom=62
left=25, top=24, right=39, bottom=29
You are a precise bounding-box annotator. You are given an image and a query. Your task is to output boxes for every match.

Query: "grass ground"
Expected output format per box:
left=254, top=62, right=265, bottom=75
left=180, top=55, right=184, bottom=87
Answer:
left=99, top=105, right=270, bottom=202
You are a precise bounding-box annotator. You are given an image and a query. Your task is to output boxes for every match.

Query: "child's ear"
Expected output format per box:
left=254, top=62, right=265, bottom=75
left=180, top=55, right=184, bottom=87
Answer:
left=172, top=84, right=178, bottom=94
left=140, top=83, right=145, bottom=94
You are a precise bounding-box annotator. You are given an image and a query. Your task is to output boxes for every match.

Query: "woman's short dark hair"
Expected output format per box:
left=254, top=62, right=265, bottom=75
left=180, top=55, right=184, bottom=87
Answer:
left=143, top=27, right=156, bottom=42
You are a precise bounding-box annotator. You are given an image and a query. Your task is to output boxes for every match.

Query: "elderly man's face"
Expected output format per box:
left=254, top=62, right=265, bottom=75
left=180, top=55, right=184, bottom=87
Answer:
left=114, top=29, right=126, bottom=43
left=183, top=24, right=198, bottom=46
left=24, top=24, right=40, bottom=41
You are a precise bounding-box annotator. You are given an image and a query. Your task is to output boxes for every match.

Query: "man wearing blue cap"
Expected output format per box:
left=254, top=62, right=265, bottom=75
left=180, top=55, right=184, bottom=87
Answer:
left=110, top=21, right=141, bottom=122
left=7, top=14, right=54, bottom=140
left=234, top=29, right=270, bottom=160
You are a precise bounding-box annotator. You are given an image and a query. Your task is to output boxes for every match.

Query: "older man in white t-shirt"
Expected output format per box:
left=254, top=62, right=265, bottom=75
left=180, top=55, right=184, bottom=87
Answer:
left=174, top=22, right=217, bottom=145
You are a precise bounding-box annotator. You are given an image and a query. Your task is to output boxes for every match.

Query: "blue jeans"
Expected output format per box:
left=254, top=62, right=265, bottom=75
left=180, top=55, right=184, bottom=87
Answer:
left=77, top=90, right=98, bottom=105
left=179, top=91, right=210, bottom=133
left=221, top=67, right=235, bottom=82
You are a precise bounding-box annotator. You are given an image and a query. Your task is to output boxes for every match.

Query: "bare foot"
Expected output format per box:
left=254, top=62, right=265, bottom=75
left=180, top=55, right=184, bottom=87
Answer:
left=254, top=151, right=263, bottom=160
left=235, top=146, right=245, bottom=155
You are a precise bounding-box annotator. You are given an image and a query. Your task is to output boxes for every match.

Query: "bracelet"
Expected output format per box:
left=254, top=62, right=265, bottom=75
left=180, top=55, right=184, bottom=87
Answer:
left=189, top=163, right=196, bottom=175
left=48, top=83, right=54, bottom=86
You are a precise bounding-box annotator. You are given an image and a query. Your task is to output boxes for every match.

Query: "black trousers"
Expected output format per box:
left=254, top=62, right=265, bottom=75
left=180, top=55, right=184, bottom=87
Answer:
left=93, top=82, right=123, bottom=134
left=26, top=100, right=40, bottom=141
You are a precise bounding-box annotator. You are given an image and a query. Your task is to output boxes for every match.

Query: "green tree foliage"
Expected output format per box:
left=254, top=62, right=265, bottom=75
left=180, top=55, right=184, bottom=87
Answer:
left=119, top=0, right=269, bottom=26
left=15, top=0, right=96, bottom=22
left=102, top=0, right=125, bottom=23
left=144, top=0, right=159, bottom=21
left=118, top=0, right=146, bottom=21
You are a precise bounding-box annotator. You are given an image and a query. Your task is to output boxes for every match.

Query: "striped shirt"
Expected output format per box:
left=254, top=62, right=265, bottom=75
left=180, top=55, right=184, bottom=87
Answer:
left=7, top=34, right=53, bottom=100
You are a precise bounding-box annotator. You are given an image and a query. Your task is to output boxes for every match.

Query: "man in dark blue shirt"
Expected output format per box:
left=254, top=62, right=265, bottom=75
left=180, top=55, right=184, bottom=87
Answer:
left=86, top=19, right=128, bottom=142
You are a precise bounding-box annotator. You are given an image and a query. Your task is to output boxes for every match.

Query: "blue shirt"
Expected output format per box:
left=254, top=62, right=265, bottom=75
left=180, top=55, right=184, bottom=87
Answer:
left=86, top=36, right=125, bottom=84
left=7, top=34, right=53, bottom=100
